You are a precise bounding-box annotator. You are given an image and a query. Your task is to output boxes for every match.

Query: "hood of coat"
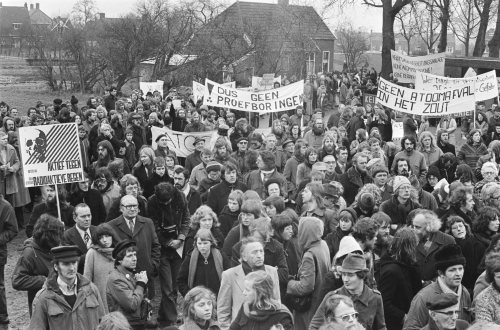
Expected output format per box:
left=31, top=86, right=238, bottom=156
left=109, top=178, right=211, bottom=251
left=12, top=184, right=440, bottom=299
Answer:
left=298, top=217, right=324, bottom=253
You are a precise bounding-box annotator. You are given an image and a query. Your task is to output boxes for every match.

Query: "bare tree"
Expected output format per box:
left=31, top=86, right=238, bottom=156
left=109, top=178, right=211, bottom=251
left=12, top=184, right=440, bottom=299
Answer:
left=473, top=0, right=493, bottom=56
left=450, top=0, right=480, bottom=56
left=417, top=0, right=451, bottom=53
left=336, top=22, right=369, bottom=71
left=395, top=5, right=418, bottom=54
left=413, top=1, right=441, bottom=53
left=488, top=2, right=500, bottom=56
left=72, top=0, right=98, bottom=26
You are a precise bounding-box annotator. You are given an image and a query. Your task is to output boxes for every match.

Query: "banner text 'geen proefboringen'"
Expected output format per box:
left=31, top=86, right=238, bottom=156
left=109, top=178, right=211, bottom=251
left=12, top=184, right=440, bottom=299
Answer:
left=376, top=78, right=476, bottom=116
left=203, top=79, right=303, bottom=113
left=391, top=50, right=445, bottom=84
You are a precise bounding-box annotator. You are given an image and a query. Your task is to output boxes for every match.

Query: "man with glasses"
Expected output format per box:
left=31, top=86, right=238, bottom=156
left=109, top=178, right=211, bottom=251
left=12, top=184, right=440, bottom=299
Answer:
left=108, top=194, right=161, bottom=326
left=404, top=244, right=471, bottom=329
left=474, top=162, right=500, bottom=198
left=423, top=293, right=469, bottom=330
left=310, top=253, right=386, bottom=330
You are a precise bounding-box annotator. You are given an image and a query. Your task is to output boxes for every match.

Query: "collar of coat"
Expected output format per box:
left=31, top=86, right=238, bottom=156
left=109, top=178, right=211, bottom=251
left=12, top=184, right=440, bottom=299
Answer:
left=42, top=271, right=94, bottom=309
left=338, top=284, right=373, bottom=307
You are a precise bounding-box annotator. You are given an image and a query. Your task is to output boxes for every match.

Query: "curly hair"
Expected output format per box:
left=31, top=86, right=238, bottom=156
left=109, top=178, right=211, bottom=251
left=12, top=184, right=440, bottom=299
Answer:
left=353, top=183, right=383, bottom=207
left=400, top=135, right=417, bottom=150
left=33, top=214, right=65, bottom=250
left=189, top=205, right=219, bottom=230
left=481, top=182, right=500, bottom=207
left=445, top=215, right=472, bottom=237
left=351, top=217, right=378, bottom=242
left=407, top=209, right=442, bottom=232
left=472, top=206, right=500, bottom=234
left=182, top=286, right=217, bottom=322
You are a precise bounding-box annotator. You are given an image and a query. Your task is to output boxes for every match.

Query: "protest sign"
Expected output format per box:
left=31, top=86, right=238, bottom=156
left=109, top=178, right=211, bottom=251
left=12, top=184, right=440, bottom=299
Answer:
left=392, top=122, right=404, bottom=141
left=193, top=80, right=237, bottom=102
left=464, top=67, right=477, bottom=78
left=18, top=123, right=84, bottom=187
left=204, top=79, right=303, bottom=113
left=363, top=94, right=377, bottom=108
left=391, top=50, right=445, bottom=83
left=376, top=77, right=475, bottom=116
left=140, top=80, right=164, bottom=97
left=415, top=70, right=498, bottom=102
left=251, top=75, right=282, bottom=91
left=151, top=127, right=271, bottom=158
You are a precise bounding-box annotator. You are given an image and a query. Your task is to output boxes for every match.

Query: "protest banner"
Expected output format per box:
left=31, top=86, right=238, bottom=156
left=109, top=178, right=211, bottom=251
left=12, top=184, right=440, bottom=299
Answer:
left=193, top=80, right=237, bottom=102
left=391, top=50, right=445, bottom=84
left=251, top=75, right=282, bottom=91
left=415, top=70, right=498, bottom=102
left=151, top=127, right=271, bottom=158
left=18, top=123, right=84, bottom=188
left=204, top=79, right=303, bottom=113
left=140, top=80, right=164, bottom=97
left=376, top=77, right=475, bottom=116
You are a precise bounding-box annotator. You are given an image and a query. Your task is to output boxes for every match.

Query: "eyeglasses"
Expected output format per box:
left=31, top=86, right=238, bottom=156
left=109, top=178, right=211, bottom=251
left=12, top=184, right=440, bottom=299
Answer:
left=435, top=310, right=459, bottom=317
left=121, top=204, right=138, bottom=210
left=336, top=312, right=358, bottom=322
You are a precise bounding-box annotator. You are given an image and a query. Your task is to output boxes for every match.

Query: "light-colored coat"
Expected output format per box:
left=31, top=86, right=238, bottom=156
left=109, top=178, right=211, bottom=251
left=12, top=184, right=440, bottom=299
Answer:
left=83, top=246, right=114, bottom=313
left=217, top=265, right=280, bottom=330
left=475, top=283, right=500, bottom=323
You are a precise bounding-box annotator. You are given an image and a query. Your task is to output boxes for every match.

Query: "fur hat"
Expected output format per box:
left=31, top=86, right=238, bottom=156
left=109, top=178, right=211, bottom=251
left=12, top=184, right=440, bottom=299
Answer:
left=434, top=244, right=466, bottom=273
left=393, top=175, right=411, bottom=192
left=370, top=162, right=389, bottom=177
left=206, top=161, right=222, bottom=173
left=358, top=193, right=375, bottom=210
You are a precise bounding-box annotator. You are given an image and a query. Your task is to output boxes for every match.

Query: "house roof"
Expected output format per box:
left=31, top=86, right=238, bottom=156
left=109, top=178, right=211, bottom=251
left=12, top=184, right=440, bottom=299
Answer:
left=29, top=8, right=52, bottom=26
left=0, top=5, right=31, bottom=37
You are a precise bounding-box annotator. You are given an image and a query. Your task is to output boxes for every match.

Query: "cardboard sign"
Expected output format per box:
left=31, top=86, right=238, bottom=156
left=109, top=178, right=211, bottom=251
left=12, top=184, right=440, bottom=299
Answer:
left=18, top=123, right=84, bottom=187
left=204, top=79, right=303, bottom=113
left=363, top=94, right=377, bottom=108
left=391, top=50, right=445, bottom=83
left=251, top=75, right=282, bottom=91
left=376, top=78, right=475, bottom=116
left=415, top=70, right=498, bottom=102
left=140, top=80, right=164, bottom=97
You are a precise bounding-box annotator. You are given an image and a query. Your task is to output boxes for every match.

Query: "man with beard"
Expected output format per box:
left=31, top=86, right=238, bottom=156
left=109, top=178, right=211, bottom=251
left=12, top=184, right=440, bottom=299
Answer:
left=246, top=150, right=286, bottom=199
left=338, top=153, right=372, bottom=205
left=229, top=118, right=253, bottom=150
left=154, top=134, right=179, bottom=165
left=189, top=148, right=213, bottom=191
left=13, top=215, right=64, bottom=316
left=207, top=162, right=247, bottom=214
left=26, top=186, right=75, bottom=236
left=380, top=176, right=420, bottom=231
left=289, top=105, right=310, bottom=129
left=404, top=243, right=471, bottom=329
left=370, top=162, right=392, bottom=202
left=94, top=168, right=121, bottom=213
left=184, top=110, right=207, bottom=133
left=226, top=111, right=236, bottom=128
left=437, top=129, right=456, bottom=155
left=171, top=106, right=188, bottom=132
left=392, top=136, right=428, bottom=181
left=394, top=158, right=411, bottom=177
left=128, top=113, right=147, bottom=157
left=264, top=133, right=287, bottom=173
left=2, top=117, right=15, bottom=133
left=318, top=132, right=336, bottom=160
left=173, top=166, right=201, bottom=215
left=185, top=137, right=205, bottom=173
left=213, top=140, right=237, bottom=167
left=303, top=117, right=325, bottom=149
left=89, top=140, right=115, bottom=180
left=271, top=119, right=288, bottom=146
left=231, top=137, right=248, bottom=172
left=81, top=109, right=97, bottom=134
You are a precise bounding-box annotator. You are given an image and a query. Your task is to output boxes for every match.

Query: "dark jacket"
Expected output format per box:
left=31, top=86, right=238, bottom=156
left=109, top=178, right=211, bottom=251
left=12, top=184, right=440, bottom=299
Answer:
left=380, top=196, right=420, bottom=227
left=222, top=225, right=249, bottom=257
left=185, top=150, right=203, bottom=174
left=206, top=180, right=247, bottom=215
left=218, top=206, right=240, bottom=237
left=229, top=305, right=293, bottom=330
left=438, top=142, right=456, bottom=155
left=377, top=254, right=422, bottom=330
left=143, top=172, right=173, bottom=199
left=348, top=115, right=366, bottom=142
left=106, top=195, right=148, bottom=221
left=457, top=235, right=486, bottom=293
left=338, top=166, right=372, bottom=205
left=62, top=225, right=97, bottom=274
left=132, top=164, right=152, bottom=192
left=12, top=239, right=52, bottom=315
left=324, top=227, right=351, bottom=258
left=185, top=187, right=202, bottom=216
left=129, top=124, right=146, bottom=157
left=68, top=189, right=107, bottom=226
left=26, top=202, right=74, bottom=237
left=416, top=231, right=455, bottom=281
left=182, top=227, right=224, bottom=258
left=0, top=198, right=17, bottom=265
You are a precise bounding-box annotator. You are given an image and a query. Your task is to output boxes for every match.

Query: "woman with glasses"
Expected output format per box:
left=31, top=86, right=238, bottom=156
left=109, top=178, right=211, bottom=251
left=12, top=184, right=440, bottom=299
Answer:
left=320, top=294, right=364, bottom=330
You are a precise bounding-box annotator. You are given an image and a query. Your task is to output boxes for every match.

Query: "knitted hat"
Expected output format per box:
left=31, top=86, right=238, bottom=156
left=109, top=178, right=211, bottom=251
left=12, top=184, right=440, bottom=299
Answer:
left=434, top=244, right=466, bottom=273
left=427, top=165, right=441, bottom=179
left=339, top=207, right=358, bottom=222
left=393, top=175, right=411, bottom=192
left=426, top=293, right=459, bottom=311
left=370, top=162, right=389, bottom=177
left=358, top=193, right=375, bottom=210
left=206, top=161, right=222, bottom=173
left=335, top=236, right=362, bottom=260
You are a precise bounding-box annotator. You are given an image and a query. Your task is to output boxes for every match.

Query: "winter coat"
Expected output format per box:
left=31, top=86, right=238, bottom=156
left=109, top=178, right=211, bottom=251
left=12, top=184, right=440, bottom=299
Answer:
left=222, top=225, right=249, bottom=258
left=403, top=115, right=417, bottom=140
left=301, top=207, right=338, bottom=238
left=457, top=143, right=488, bottom=169
left=296, top=163, right=312, bottom=187
left=0, top=143, right=19, bottom=196
left=183, top=226, right=224, bottom=258
left=107, top=265, right=147, bottom=327
left=143, top=172, right=173, bottom=199
left=338, top=166, right=373, bottom=205
left=0, top=198, right=17, bottom=264
left=377, top=254, right=422, bottom=330
left=380, top=196, right=420, bottom=227
left=26, top=202, right=74, bottom=237
left=245, top=169, right=285, bottom=200
left=185, top=150, right=203, bottom=174
left=348, top=115, right=366, bottom=142
left=403, top=280, right=472, bottom=330
left=83, top=245, right=114, bottom=313
left=62, top=225, right=97, bottom=274
left=106, top=195, right=148, bottom=221
left=185, top=186, right=202, bottom=216
left=207, top=180, right=247, bottom=215
left=456, top=235, right=486, bottom=294
left=287, top=217, right=331, bottom=330
left=11, top=239, right=52, bottom=315
left=415, top=231, right=455, bottom=281
left=219, top=206, right=240, bottom=237
left=189, top=162, right=208, bottom=191
left=420, top=147, right=443, bottom=167
left=229, top=304, right=293, bottom=330
left=68, top=188, right=107, bottom=226
left=29, top=272, right=104, bottom=330
left=324, top=227, right=351, bottom=258
left=391, top=150, right=428, bottom=180
left=475, top=283, right=500, bottom=324
left=180, top=319, right=221, bottom=330
left=303, top=130, right=324, bottom=149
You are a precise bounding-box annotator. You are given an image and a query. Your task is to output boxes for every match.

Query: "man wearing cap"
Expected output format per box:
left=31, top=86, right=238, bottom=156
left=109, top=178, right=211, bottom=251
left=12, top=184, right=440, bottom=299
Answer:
left=338, top=153, right=372, bottom=205
left=245, top=150, right=286, bottom=199
left=380, top=175, right=420, bottom=230
left=310, top=253, right=386, bottom=330
left=185, top=136, right=205, bottom=173
left=154, top=134, right=179, bottom=165
left=29, top=245, right=104, bottom=330
left=231, top=136, right=248, bottom=173
left=107, top=240, right=150, bottom=329
left=281, top=138, right=295, bottom=160
left=229, top=118, right=254, bottom=151
left=404, top=244, right=471, bottom=330
left=62, top=203, right=96, bottom=274
left=370, top=162, right=392, bottom=202
left=422, top=293, right=469, bottom=330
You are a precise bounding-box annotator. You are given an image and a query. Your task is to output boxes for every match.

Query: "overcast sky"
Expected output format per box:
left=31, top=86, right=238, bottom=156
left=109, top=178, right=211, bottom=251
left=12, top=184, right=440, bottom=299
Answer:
left=2, top=0, right=382, bottom=32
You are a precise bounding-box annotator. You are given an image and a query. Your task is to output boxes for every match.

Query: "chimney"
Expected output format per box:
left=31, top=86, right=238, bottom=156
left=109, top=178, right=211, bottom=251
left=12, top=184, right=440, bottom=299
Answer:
left=99, top=13, right=105, bottom=19
left=36, top=3, right=39, bottom=9
left=30, top=4, right=33, bottom=9
left=278, top=0, right=289, bottom=5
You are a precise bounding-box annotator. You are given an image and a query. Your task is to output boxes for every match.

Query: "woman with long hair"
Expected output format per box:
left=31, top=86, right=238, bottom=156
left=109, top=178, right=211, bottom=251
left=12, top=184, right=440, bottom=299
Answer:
left=289, top=123, right=302, bottom=142
left=230, top=270, right=293, bottom=330
left=418, top=131, right=443, bottom=166
left=84, top=223, right=119, bottom=313
left=457, top=129, right=488, bottom=169
left=473, top=206, right=500, bottom=250
left=132, top=146, right=155, bottom=189
left=377, top=227, right=422, bottom=330
left=296, top=147, right=318, bottom=186
left=182, top=205, right=225, bottom=258
left=475, top=111, right=489, bottom=140
left=301, top=182, right=337, bottom=235
left=180, top=286, right=220, bottom=330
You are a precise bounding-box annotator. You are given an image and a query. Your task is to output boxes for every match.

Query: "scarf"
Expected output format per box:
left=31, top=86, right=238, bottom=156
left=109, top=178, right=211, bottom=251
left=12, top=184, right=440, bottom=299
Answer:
left=91, top=245, right=114, bottom=261
left=188, top=248, right=223, bottom=289
left=437, top=276, right=462, bottom=310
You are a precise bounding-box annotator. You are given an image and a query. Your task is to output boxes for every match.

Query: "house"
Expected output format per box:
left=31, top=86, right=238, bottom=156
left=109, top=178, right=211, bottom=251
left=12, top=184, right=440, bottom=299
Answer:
left=188, top=0, right=336, bottom=85
left=29, top=3, right=51, bottom=29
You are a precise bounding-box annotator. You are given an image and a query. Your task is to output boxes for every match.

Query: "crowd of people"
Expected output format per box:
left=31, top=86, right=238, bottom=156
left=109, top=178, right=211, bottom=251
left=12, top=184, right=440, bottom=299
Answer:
left=0, top=70, right=500, bottom=330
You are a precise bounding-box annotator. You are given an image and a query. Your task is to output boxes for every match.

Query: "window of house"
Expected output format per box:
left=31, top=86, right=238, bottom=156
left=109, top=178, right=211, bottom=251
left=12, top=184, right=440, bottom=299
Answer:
left=306, top=52, right=315, bottom=75
left=446, top=46, right=453, bottom=53
left=12, top=23, right=21, bottom=30
left=322, top=51, right=330, bottom=73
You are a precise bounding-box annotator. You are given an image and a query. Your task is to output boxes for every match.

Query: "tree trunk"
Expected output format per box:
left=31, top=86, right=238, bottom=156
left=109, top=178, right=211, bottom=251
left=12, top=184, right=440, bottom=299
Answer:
left=381, top=0, right=396, bottom=79
left=407, top=39, right=411, bottom=54
left=438, top=2, right=450, bottom=53
left=488, top=3, right=500, bottom=57
left=473, top=0, right=493, bottom=56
